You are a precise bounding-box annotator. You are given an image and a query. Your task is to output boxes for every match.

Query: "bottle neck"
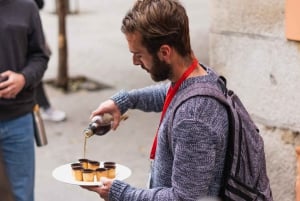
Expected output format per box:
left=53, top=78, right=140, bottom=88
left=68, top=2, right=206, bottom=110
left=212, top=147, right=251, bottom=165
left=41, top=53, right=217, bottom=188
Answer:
left=84, top=128, right=94, bottom=138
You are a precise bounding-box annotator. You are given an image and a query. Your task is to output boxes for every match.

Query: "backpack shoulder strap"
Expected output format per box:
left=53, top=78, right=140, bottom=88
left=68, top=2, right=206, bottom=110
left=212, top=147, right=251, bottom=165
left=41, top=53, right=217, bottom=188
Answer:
left=174, top=80, right=229, bottom=107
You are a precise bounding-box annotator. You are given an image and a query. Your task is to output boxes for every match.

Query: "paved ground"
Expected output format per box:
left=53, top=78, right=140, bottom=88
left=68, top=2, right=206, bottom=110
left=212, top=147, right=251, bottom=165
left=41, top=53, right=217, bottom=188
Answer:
left=35, top=1, right=295, bottom=201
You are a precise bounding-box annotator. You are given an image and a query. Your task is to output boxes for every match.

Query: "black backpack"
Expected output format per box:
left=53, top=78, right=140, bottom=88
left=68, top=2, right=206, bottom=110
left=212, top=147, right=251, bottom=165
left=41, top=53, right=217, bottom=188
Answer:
left=170, top=76, right=273, bottom=201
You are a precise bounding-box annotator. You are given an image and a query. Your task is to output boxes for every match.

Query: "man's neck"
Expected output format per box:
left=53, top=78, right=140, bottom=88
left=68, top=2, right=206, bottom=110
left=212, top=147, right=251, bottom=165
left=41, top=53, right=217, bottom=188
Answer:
left=170, top=57, right=206, bottom=82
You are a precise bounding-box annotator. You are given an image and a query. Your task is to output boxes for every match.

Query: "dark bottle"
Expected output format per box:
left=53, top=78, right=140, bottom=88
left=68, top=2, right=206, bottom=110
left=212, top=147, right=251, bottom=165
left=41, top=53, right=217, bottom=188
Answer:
left=84, top=113, right=128, bottom=138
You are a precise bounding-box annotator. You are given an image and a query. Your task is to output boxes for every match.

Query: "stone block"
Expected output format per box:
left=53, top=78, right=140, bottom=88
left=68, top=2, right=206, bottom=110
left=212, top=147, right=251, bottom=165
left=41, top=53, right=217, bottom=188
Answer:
left=259, top=124, right=296, bottom=201
left=209, top=33, right=300, bottom=130
left=211, top=0, right=285, bottom=38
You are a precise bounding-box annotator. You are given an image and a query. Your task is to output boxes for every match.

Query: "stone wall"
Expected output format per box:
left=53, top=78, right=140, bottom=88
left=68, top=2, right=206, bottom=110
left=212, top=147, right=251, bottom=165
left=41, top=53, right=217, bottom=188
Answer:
left=210, top=0, right=300, bottom=131
left=209, top=0, right=299, bottom=200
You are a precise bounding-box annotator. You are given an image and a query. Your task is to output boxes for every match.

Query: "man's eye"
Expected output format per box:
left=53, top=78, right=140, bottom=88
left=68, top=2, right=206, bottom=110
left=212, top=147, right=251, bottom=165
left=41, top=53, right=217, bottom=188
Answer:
left=134, top=54, right=142, bottom=60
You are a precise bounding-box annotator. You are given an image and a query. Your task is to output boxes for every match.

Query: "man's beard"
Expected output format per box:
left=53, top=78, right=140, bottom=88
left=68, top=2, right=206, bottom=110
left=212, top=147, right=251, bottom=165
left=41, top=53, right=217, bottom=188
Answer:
left=150, top=54, right=172, bottom=82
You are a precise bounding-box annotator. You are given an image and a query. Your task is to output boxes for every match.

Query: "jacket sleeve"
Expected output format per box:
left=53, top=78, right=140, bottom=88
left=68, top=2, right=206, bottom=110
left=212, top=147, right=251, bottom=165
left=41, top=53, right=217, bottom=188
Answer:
left=110, top=83, right=170, bottom=114
left=21, top=4, right=49, bottom=89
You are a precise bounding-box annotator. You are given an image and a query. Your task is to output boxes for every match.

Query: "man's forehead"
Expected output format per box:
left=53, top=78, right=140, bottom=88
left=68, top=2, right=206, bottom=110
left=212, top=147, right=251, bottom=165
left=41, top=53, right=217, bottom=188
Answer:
left=126, top=31, right=142, bottom=42
left=126, top=32, right=144, bottom=52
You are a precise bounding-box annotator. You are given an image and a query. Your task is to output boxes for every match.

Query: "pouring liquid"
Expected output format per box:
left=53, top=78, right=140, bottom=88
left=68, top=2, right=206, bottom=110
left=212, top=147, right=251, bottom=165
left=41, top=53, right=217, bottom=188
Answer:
left=84, top=114, right=128, bottom=138
left=83, top=136, right=87, bottom=159
left=82, top=114, right=128, bottom=158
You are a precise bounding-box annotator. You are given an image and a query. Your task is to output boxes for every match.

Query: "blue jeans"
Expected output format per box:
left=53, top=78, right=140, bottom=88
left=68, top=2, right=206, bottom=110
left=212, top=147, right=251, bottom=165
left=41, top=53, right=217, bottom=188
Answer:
left=0, top=113, right=35, bottom=201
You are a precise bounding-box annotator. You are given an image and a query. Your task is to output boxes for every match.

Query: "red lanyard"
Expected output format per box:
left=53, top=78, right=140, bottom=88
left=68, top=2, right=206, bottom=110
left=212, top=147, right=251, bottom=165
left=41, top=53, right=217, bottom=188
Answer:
left=150, top=58, right=198, bottom=159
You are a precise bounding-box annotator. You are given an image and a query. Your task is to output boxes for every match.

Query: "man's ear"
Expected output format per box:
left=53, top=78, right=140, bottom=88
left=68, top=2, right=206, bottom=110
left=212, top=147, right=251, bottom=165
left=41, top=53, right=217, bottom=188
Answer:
left=157, top=45, right=171, bottom=62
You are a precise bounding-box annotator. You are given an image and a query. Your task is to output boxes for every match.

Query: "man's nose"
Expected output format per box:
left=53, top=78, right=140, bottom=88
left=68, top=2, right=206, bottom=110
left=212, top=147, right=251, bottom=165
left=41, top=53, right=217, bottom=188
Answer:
left=133, top=55, right=141, bottom=65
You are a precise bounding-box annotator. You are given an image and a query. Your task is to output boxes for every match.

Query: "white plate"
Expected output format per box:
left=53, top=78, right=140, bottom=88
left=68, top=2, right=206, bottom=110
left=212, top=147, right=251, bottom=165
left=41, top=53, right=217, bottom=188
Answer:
left=52, top=163, right=131, bottom=186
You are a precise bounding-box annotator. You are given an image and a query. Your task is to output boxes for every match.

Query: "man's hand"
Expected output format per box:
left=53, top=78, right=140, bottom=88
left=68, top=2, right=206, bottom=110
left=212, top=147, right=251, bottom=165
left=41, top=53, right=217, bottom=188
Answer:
left=0, top=71, right=25, bottom=99
left=91, top=100, right=122, bottom=131
left=81, top=178, right=113, bottom=201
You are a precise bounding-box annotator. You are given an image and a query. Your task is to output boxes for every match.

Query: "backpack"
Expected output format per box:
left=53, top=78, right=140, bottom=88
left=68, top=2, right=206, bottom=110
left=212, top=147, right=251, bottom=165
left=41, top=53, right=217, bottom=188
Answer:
left=170, top=76, right=273, bottom=201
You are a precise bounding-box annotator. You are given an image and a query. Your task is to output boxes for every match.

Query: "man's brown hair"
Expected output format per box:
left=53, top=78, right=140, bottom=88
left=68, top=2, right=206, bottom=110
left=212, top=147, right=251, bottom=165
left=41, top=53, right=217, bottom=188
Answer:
left=121, top=0, right=192, bottom=57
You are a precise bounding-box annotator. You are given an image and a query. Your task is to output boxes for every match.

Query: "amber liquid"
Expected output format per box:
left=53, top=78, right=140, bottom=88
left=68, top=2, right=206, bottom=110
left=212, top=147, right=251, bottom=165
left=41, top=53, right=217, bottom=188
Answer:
left=83, top=136, right=87, bottom=159
left=82, top=113, right=129, bottom=158
left=83, top=124, right=111, bottom=158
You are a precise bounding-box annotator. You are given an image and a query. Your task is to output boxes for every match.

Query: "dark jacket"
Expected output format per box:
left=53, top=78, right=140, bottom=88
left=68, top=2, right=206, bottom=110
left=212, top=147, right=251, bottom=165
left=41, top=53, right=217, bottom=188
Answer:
left=0, top=0, right=49, bottom=120
left=34, top=0, right=44, bottom=9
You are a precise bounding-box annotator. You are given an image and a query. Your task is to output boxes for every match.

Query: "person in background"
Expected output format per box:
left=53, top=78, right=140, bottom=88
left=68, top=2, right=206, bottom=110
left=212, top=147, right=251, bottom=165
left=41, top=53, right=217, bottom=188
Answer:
left=35, top=81, right=67, bottom=122
left=34, top=0, right=67, bottom=122
left=0, top=0, right=49, bottom=200
left=82, top=0, right=229, bottom=200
